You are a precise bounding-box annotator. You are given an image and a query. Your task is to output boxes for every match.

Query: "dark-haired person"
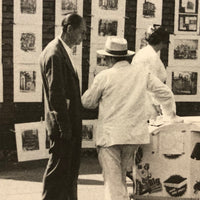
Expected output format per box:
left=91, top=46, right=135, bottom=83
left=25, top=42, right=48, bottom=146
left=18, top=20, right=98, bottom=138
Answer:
left=40, top=13, right=86, bottom=200
left=132, top=25, right=170, bottom=121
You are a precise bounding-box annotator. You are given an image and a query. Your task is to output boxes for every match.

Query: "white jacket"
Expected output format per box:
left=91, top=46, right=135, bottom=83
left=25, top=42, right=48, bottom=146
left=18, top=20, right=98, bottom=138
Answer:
left=82, top=61, right=176, bottom=147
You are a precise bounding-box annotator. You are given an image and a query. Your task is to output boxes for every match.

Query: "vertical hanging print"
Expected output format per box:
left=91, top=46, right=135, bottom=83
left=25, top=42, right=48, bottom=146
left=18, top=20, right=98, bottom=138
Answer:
left=14, top=0, right=43, bottom=25
left=0, top=0, right=2, bottom=102
left=13, top=25, right=42, bottom=64
left=14, top=64, right=42, bottom=102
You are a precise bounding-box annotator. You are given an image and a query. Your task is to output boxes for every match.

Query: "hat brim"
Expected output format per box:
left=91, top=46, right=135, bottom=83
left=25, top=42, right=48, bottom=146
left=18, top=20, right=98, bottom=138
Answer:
left=97, top=49, right=135, bottom=57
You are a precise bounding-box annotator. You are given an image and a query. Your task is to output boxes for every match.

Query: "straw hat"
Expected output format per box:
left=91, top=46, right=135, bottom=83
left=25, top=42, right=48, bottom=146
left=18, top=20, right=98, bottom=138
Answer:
left=97, top=36, right=135, bottom=57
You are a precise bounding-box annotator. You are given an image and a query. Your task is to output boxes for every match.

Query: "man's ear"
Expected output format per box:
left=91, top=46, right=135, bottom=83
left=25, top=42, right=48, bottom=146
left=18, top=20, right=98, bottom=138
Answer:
left=66, top=24, right=73, bottom=33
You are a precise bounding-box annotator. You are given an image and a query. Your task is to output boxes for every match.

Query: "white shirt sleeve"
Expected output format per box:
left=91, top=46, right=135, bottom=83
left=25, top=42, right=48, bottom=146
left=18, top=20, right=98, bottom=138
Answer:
left=147, top=73, right=176, bottom=117
left=82, top=73, right=105, bottom=109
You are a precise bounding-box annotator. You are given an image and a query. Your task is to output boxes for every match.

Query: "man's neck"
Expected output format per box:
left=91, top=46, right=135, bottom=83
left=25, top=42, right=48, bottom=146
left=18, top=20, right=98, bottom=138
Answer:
left=61, top=33, right=73, bottom=48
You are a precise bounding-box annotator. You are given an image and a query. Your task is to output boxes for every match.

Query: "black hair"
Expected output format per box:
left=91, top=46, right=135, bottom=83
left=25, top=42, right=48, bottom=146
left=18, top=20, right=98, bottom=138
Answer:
left=145, top=26, right=170, bottom=45
left=61, top=13, right=83, bottom=32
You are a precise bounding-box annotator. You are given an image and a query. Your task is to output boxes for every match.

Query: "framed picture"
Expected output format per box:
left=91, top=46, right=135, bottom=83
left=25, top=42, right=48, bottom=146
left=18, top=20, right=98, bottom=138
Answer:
left=14, top=0, right=43, bottom=25
left=136, top=0, right=163, bottom=29
left=14, top=64, right=42, bottom=102
left=92, top=0, right=125, bottom=17
left=168, top=35, right=200, bottom=67
left=15, top=122, right=47, bottom=162
left=179, top=14, right=197, bottom=31
left=166, top=66, right=200, bottom=102
left=82, top=120, right=97, bottom=148
left=55, top=0, right=83, bottom=25
left=98, top=19, right=118, bottom=36
left=0, top=64, right=3, bottom=103
left=174, top=0, right=199, bottom=34
left=13, top=25, right=42, bottom=64
left=179, top=0, right=198, bottom=13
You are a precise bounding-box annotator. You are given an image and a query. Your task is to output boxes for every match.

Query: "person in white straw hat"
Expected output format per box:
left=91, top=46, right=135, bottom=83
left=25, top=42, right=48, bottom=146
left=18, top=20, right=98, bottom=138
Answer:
left=82, top=36, right=180, bottom=200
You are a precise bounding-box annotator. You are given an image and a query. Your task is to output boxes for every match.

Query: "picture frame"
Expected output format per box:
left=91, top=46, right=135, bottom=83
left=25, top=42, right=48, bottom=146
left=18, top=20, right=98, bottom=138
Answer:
left=14, top=64, right=42, bottom=102
left=136, top=0, right=163, bottom=29
left=82, top=120, right=97, bottom=148
left=0, top=64, right=3, bottom=103
left=55, top=0, right=83, bottom=26
left=168, top=35, right=200, bottom=67
left=13, top=24, right=42, bottom=64
left=92, top=0, right=126, bottom=17
left=15, top=122, right=47, bottom=162
left=174, top=0, right=199, bottom=34
left=14, top=0, right=43, bottom=25
left=166, top=66, right=200, bottom=102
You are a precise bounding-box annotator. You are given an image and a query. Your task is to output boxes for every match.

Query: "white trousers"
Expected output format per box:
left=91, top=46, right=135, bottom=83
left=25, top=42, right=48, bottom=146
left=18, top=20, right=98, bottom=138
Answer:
left=98, top=145, right=138, bottom=200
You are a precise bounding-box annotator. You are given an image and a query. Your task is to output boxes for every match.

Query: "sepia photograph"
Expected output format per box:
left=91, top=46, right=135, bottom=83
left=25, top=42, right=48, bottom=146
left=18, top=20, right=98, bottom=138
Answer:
left=20, top=71, right=36, bottom=93
left=21, top=0, right=36, bottom=14
left=21, top=129, right=39, bottom=151
left=143, top=0, right=156, bottom=18
left=20, top=32, right=36, bottom=52
left=174, top=39, right=198, bottom=59
left=61, top=0, right=77, bottom=15
left=99, top=0, right=118, bottom=10
left=172, top=71, right=197, bottom=95
left=98, top=19, right=117, bottom=36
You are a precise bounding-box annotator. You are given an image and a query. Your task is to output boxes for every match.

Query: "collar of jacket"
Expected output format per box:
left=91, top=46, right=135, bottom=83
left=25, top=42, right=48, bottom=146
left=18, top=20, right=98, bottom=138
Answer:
left=56, top=37, right=78, bottom=79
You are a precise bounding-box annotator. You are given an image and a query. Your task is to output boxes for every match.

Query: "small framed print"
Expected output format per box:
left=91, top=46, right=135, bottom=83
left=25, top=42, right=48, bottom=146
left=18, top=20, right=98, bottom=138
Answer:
left=55, top=0, right=83, bottom=25
left=15, top=122, right=47, bottom=162
left=136, top=0, right=163, bottom=29
left=98, top=19, right=118, bottom=37
left=179, top=0, right=198, bottom=13
left=13, top=25, right=42, bottom=64
left=166, top=66, right=200, bottom=102
left=14, top=0, right=43, bottom=25
left=179, top=14, right=197, bottom=31
left=82, top=120, right=97, bottom=148
left=14, top=64, right=42, bottom=102
left=168, top=35, right=200, bottom=67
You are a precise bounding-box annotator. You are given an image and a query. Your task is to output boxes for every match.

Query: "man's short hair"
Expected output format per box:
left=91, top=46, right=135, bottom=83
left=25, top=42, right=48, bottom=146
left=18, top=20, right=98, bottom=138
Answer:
left=61, top=13, right=83, bottom=32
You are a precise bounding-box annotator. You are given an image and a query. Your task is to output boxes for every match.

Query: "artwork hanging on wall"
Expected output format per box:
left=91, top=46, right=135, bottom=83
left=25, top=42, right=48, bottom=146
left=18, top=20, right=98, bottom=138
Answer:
left=55, top=0, right=83, bottom=25
left=168, top=35, right=200, bottom=66
left=15, top=122, right=47, bottom=162
left=14, top=0, right=43, bottom=25
left=136, top=0, right=163, bottom=29
left=14, top=64, right=42, bottom=102
left=174, top=0, right=199, bottom=34
left=166, top=66, right=200, bottom=102
left=13, top=25, right=42, bottom=64
left=82, top=120, right=97, bottom=148
left=98, top=19, right=118, bottom=36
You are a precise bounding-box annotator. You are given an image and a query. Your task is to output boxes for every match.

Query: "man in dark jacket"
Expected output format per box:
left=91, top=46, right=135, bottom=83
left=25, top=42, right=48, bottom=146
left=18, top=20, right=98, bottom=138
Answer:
left=40, top=13, right=86, bottom=200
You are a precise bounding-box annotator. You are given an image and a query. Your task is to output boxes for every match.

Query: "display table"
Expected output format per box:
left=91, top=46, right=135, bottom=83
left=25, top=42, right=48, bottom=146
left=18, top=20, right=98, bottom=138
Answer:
left=133, top=117, right=200, bottom=200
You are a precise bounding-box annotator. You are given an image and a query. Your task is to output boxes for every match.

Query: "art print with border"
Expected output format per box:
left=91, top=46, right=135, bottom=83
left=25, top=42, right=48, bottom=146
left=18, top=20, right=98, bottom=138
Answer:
left=82, top=120, right=97, bottom=148
left=136, top=0, right=163, bottom=29
left=168, top=35, right=200, bottom=67
left=15, top=122, right=47, bottom=162
left=14, top=64, right=42, bottom=102
left=14, top=0, right=43, bottom=25
left=13, top=25, right=42, bottom=64
left=166, top=66, right=200, bottom=102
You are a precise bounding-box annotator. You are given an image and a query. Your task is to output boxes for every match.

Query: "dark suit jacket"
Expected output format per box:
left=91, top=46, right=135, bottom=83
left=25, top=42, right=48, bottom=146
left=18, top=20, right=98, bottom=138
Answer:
left=40, top=37, right=82, bottom=141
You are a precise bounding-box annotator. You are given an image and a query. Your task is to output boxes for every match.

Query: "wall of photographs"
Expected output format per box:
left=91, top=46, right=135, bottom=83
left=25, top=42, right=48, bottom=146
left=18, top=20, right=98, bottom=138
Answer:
left=167, top=0, right=200, bottom=102
left=88, top=0, right=126, bottom=87
left=13, top=0, right=42, bottom=102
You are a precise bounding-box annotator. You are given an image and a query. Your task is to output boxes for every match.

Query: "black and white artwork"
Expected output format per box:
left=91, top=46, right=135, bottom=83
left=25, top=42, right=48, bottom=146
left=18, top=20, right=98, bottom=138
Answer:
left=179, top=0, right=197, bottom=13
left=172, top=71, right=197, bottom=95
left=61, top=0, right=77, bottom=14
left=98, top=19, right=117, bottom=36
left=82, top=120, right=97, bottom=148
left=21, top=0, right=36, bottom=14
left=21, top=32, right=36, bottom=52
left=143, top=0, right=156, bottom=18
left=99, top=0, right=118, bottom=10
left=15, top=122, right=47, bottom=161
left=179, top=15, right=197, bottom=31
left=20, top=71, right=36, bottom=93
